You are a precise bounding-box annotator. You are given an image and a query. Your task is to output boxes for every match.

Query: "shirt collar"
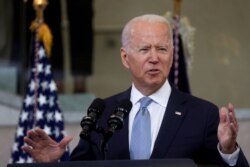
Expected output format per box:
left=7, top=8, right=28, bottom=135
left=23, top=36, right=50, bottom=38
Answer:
left=130, top=80, right=171, bottom=107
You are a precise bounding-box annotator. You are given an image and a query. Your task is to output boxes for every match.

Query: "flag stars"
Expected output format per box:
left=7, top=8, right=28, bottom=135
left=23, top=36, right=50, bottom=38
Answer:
left=62, top=130, right=66, bottom=136
left=17, top=157, right=25, bottom=163
left=37, top=63, right=44, bottom=73
left=12, top=142, right=18, bottom=152
left=36, top=110, right=44, bottom=120
left=16, top=127, right=24, bottom=137
left=49, top=81, right=57, bottom=92
left=26, top=157, right=33, bottom=163
left=29, top=80, right=36, bottom=92
left=38, top=94, right=47, bottom=106
left=20, top=111, right=29, bottom=122
left=55, top=111, right=62, bottom=122
left=41, top=81, right=48, bottom=91
left=38, top=46, right=46, bottom=59
left=54, top=127, right=61, bottom=138
left=24, top=95, right=33, bottom=107
left=49, top=96, right=55, bottom=107
left=44, top=125, right=52, bottom=135
left=46, top=112, right=53, bottom=122
left=32, top=67, right=36, bottom=73
left=45, top=65, right=51, bottom=75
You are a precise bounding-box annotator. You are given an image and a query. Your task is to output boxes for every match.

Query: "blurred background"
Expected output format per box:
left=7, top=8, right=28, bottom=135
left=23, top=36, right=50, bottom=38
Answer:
left=0, top=0, right=249, bottom=166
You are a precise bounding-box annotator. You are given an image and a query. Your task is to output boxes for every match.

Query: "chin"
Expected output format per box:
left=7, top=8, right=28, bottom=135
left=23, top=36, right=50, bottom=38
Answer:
left=147, top=80, right=164, bottom=88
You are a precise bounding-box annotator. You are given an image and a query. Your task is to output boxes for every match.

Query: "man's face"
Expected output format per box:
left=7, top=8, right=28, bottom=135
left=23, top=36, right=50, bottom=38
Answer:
left=121, top=21, right=173, bottom=94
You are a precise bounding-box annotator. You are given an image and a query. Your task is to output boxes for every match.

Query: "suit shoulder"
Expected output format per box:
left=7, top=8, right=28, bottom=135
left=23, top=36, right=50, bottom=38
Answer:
left=103, top=88, right=131, bottom=103
left=174, top=89, right=218, bottom=111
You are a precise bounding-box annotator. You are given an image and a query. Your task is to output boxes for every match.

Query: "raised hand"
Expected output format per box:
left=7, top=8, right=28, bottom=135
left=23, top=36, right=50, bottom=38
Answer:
left=22, top=127, right=73, bottom=162
left=218, top=103, right=239, bottom=154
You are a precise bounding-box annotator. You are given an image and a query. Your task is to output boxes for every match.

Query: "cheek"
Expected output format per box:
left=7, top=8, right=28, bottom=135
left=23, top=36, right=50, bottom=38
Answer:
left=128, top=59, right=145, bottom=76
left=130, top=63, right=143, bottom=75
left=161, top=56, right=173, bottom=70
left=128, top=56, right=142, bottom=68
left=158, top=58, right=172, bottom=78
left=167, top=59, right=173, bottom=70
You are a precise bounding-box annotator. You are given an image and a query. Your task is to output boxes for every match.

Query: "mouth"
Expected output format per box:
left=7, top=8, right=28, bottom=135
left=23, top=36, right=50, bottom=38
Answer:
left=147, top=69, right=160, bottom=75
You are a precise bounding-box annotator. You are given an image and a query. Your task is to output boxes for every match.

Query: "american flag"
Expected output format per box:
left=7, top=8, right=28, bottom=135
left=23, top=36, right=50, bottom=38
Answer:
left=9, top=31, right=70, bottom=163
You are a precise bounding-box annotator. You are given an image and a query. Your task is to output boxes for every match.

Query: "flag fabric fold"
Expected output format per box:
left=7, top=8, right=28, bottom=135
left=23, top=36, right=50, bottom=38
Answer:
left=10, top=23, right=70, bottom=163
left=169, top=15, right=191, bottom=94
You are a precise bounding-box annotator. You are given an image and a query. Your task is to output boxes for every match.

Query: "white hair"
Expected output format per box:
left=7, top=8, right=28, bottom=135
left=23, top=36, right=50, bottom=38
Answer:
left=121, top=14, right=173, bottom=49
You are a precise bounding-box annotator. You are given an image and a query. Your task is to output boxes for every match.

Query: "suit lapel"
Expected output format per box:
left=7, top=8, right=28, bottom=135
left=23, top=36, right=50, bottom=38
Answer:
left=151, top=87, right=188, bottom=158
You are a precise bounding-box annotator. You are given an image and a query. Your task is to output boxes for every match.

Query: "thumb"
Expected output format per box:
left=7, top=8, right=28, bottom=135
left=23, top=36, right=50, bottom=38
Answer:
left=59, top=136, right=73, bottom=149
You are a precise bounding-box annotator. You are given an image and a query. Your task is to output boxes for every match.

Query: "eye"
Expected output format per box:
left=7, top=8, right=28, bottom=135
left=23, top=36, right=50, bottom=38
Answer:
left=139, top=47, right=149, bottom=53
left=157, top=46, right=168, bottom=53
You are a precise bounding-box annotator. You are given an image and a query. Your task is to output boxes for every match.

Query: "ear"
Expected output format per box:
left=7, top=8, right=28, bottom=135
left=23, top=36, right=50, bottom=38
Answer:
left=120, top=47, right=130, bottom=69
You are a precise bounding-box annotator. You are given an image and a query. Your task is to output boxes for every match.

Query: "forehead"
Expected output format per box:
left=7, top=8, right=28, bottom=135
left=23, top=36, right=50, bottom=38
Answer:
left=130, top=21, right=170, bottom=44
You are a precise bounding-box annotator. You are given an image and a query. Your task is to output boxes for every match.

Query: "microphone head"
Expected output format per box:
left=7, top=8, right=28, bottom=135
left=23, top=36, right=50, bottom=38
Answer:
left=119, top=99, right=132, bottom=108
left=115, top=99, right=132, bottom=117
left=87, top=98, right=105, bottom=118
left=80, top=98, right=105, bottom=139
left=108, top=99, right=132, bottom=131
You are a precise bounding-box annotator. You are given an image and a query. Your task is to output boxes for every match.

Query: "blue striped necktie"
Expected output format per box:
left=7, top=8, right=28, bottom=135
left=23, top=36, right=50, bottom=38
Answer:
left=130, top=97, right=153, bottom=159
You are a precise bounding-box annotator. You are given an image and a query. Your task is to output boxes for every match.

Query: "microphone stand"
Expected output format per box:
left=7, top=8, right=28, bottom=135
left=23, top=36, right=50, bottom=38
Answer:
left=100, top=126, right=116, bottom=160
left=99, top=110, right=126, bottom=160
left=79, top=127, right=115, bottom=160
left=79, top=127, right=102, bottom=159
left=79, top=121, right=115, bottom=160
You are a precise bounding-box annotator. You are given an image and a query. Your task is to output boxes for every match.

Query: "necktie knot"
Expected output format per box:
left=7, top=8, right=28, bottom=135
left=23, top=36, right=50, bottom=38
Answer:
left=140, top=97, right=152, bottom=111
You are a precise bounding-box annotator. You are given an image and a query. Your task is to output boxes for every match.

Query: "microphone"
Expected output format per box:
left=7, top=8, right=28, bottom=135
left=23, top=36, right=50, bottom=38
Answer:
left=80, top=98, right=105, bottom=139
left=107, top=99, right=132, bottom=132
left=101, top=99, right=132, bottom=160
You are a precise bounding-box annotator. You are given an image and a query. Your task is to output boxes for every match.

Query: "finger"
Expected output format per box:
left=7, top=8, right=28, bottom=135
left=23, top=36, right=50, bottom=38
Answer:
left=22, top=145, right=39, bottom=161
left=23, top=136, right=37, bottom=148
left=227, top=108, right=238, bottom=139
left=34, top=127, right=50, bottom=140
left=229, top=112, right=238, bottom=128
left=229, top=115, right=239, bottom=137
left=229, top=104, right=237, bottom=119
left=22, top=145, right=34, bottom=156
left=59, top=136, right=73, bottom=149
left=27, top=129, right=40, bottom=141
left=228, top=103, right=236, bottom=120
left=229, top=123, right=238, bottom=139
left=228, top=103, right=239, bottom=131
left=219, top=107, right=228, bottom=123
left=228, top=103, right=234, bottom=112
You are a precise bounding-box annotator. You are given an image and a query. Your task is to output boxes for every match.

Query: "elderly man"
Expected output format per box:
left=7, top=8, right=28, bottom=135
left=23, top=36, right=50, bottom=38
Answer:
left=23, top=14, right=249, bottom=167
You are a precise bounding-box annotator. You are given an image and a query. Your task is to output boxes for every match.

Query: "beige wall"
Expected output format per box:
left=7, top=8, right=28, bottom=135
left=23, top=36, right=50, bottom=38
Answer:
left=87, top=0, right=250, bottom=108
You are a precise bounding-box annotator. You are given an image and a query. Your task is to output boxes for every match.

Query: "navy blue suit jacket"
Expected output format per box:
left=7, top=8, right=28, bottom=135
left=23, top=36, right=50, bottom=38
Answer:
left=70, top=87, right=249, bottom=167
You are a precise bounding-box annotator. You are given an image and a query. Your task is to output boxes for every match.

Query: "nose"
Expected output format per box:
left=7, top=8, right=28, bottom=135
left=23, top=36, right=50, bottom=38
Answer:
left=149, top=49, right=159, bottom=63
